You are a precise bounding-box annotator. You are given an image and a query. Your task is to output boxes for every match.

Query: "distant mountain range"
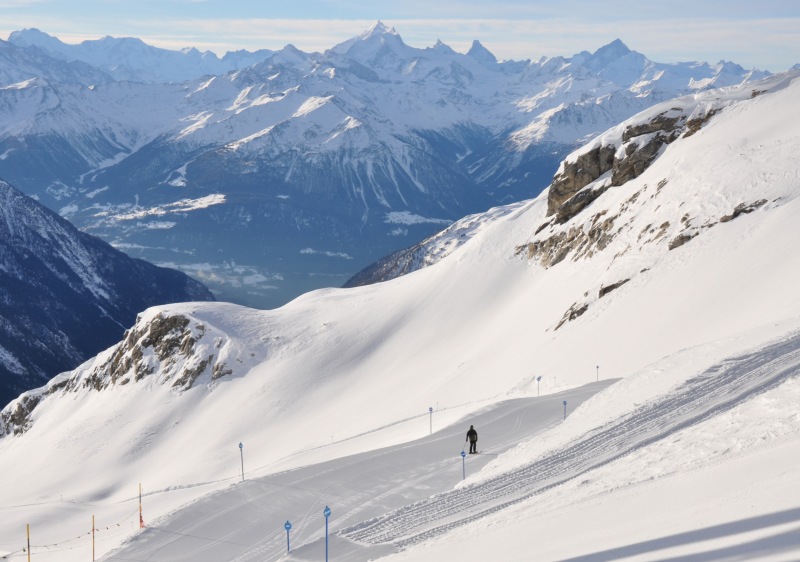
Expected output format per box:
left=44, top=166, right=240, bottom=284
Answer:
left=0, top=23, right=771, bottom=308
left=0, top=179, right=214, bottom=407
left=7, top=27, right=276, bottom=83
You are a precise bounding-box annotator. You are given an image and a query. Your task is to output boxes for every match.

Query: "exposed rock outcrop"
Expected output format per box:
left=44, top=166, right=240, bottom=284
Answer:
left=1, top=310, right=241, bottom=436
left=546, top=108, right=712, bottom=225
left=0, top=180, right=215, bottom=408
left=668, top=232, right=698, bottom=250
left=517, top=212, right=618, bottom=267
left=720, top=199, right=768, bottom=222
left=81, top=312, right=226, bottom=392
left=547, top=145, right=616, bottom=216
left=554, top=302, right=589, bottom=331
left=599, top=279, right=630, bottom=298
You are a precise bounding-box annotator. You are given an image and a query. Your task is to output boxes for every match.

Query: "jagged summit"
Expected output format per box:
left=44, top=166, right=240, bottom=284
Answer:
left=329, top=20, right=406, bottom=56
left=5, top=28, right=273, bottom=83
left=571, top=39, right=632, bottom=66
left=430, top=38, right=456, bottom=55
left=466, top=39, right=498, bottom=66
left=594, top=38, right=631, bottom=58
left=362, top=20, right=400, bottom=39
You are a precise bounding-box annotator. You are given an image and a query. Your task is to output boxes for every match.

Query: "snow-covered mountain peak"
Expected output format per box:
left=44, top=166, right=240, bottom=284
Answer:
left=254, top=43, right=312, bottom=71
left=429, top=38, right=457, bottom=55
left=7, top=27, right=63, bottom=52
left=328, top=20, right=405, bottom=57
left=362, top=20, right=399, bottom=38
left=593, top=38, right=632, bottom=60
left=466, top=39, right=498, bottom=67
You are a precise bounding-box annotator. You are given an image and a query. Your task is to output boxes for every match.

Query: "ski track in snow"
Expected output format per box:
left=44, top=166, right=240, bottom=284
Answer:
left=100, top=384, right=609, bottom=562
left=339, top=333, right=800, bottom=550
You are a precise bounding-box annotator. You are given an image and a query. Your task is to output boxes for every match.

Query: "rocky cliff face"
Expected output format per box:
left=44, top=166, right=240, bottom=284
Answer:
left=525, top=101, right=724, bottom=270
left=545, top=110, right=691, bottom=220
left=513, top=74, right=795, bottom=330
left=0, top=180, right=215, bottom=407
left=0, top=307, right=250, bottom=436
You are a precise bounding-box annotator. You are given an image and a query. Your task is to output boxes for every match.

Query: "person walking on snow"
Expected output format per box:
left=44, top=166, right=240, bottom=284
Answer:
left=466, top=425, right=478, bottom=454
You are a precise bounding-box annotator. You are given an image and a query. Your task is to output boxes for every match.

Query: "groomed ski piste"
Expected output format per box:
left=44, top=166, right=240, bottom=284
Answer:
left=1, top=72, right=800, bottom=561
left=97, top=326, right=800, bottom=562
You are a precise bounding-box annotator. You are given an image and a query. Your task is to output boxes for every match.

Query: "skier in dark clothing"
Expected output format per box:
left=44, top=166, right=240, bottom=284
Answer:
left=466, top=425, right=478, bottom=454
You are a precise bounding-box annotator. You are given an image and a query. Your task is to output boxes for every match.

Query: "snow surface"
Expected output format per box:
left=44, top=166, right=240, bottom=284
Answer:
left=1, top=73, right=800, bottom=561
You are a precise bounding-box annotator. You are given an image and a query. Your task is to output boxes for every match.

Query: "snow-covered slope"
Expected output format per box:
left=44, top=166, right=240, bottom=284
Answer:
left=0, top=24, right=770, bottom=308
left=0, top=71, right=798, bottom=560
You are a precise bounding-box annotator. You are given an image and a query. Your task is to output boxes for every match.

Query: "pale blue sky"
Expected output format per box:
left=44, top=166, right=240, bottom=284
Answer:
left=1, top=1, right=798, bottom=71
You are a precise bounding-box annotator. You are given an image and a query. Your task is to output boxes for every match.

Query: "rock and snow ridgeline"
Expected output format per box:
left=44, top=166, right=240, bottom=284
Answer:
left=0, top=308, right=238, bottom=436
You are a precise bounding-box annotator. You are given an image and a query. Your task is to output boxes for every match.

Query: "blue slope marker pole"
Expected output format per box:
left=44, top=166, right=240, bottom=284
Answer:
left=536, top=375, right=542, bottom=396
left=285, top=520, right=292, bottom=552
left=323, top=505, right=331, bottom=562
left=461, top=450, right=466, bottom=480
left=429, top=406, right=433, bottom=435
left=239, top=442, right=244, bottom=482
left=563, top=400, right=568, bottom=421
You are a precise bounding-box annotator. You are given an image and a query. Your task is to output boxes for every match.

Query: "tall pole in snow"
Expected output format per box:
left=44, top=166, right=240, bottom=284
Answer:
left=429, top=406, right=433, bottom=435
left=92, top=515, right=95, bottom=561
left=563, top=400, right=568, bottom=421
left=26, top=523, right=30, bottom=562
left=323, top=506, right=331, bottom=562
left=239, top=442, right=244, bottom=482
left=536, top=375, right=542, bottom=396
left=596, top=365, right=599, bottom=382
left=139, top=483, right=144, bottom=528
left=461, top=450, right=466, bottom=480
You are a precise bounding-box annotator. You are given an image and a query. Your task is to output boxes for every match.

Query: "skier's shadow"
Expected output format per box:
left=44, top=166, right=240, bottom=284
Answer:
left=557, top=506, right=800, bottom=561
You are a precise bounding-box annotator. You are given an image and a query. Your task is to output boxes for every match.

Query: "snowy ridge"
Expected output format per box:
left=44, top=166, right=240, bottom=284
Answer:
left=344, top=201, right=532, bottom=287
